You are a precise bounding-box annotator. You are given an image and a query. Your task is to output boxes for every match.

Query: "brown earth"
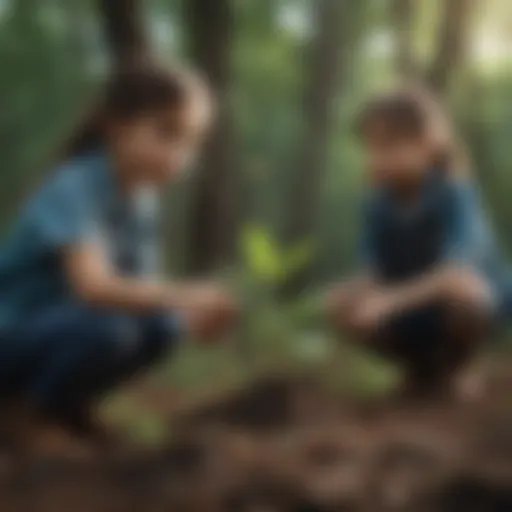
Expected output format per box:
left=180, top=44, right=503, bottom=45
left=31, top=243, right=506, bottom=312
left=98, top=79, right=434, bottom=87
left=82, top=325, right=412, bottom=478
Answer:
left=2, top=365, right=512, bottom=511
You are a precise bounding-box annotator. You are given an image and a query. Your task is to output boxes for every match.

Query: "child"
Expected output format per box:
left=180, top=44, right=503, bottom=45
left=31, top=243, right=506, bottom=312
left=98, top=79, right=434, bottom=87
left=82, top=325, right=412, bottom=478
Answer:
left=0, top=60, right=237, bottom=455
left=326, top=86, right=509, bottom=399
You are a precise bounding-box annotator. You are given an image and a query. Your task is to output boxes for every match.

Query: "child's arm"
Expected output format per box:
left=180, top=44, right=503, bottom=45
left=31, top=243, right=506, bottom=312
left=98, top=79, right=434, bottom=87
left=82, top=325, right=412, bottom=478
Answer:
left=64, top=242, right=194, bottom=311
left=63, top=242, right=237, bottom=338
left=34, top=166, right=235, bottom=330
left=368, top=267, right=453, bottom=311
left=355, top=265, right=486, bottom=330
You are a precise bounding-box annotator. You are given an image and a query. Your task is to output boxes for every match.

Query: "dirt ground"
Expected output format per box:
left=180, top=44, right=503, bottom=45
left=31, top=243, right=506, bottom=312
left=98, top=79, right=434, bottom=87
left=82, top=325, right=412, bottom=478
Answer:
left=2, top=364, right=512, bottom=512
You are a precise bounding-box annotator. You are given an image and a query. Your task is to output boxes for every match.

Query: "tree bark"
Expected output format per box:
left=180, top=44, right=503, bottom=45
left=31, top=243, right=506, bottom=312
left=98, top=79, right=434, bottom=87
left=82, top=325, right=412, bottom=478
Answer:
left=282, top=0, right=346, bottom=295
left=392, top=0, right=417, bottom=79
left=184, top=0, right=236, bottom=274
left=428, top=0, right=472, bottom=94
left=97, top=0, right=148, bottom=65
left=285, top=0, right=345, bottom=274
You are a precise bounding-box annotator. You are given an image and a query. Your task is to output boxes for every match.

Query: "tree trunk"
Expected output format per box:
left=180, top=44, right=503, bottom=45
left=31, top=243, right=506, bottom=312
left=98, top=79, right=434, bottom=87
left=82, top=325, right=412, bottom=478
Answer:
left=184, top=0, right=236, bottom=274
left=392, top=0, right=417, bottom=79
left=97, top=0, right=148, bottom=65
left=428, top=0, right=472, bottom=94
left=62, top=0, right=92, bottom=68
left=285, top=0, right=345, bottom=287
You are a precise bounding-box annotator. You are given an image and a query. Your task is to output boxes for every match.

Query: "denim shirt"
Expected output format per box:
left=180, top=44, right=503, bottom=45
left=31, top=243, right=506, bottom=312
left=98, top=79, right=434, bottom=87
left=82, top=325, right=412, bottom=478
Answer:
left=0, top=150, right=161, bottom=332
left=359, top=172, right=504, bottom=284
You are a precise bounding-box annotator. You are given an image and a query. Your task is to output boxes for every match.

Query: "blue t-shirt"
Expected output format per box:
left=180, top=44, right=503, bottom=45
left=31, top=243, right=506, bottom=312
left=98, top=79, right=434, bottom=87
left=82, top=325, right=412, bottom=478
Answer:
left=0, top=150, right=161, bottom=332
left=359, top=172, right=505, bottom=286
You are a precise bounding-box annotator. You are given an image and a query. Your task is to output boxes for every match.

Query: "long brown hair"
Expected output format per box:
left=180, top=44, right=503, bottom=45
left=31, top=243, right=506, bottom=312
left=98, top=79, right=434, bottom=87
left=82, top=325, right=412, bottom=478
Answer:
left=355, top=85, right=468, bottom=175
left=60, top=58, right=210, bottom=160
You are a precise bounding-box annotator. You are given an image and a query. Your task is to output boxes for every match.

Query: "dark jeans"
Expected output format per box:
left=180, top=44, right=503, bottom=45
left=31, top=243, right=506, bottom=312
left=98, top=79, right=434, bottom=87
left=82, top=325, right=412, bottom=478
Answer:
left=0, top=304, right=181, bottom=414
left=376, top=302, right=480, bottom=385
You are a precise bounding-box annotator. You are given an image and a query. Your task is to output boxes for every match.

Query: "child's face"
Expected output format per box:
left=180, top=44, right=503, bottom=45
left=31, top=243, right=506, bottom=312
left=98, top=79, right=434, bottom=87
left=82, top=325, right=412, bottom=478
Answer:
left=362, top=119, right=433, bottom=188
left=107, top=100, right=210, bottom=185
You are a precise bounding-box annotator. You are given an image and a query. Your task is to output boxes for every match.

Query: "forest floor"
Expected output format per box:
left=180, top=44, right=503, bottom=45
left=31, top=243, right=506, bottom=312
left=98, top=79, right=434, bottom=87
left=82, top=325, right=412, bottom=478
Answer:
left=2, top=359, right=512, bottom=511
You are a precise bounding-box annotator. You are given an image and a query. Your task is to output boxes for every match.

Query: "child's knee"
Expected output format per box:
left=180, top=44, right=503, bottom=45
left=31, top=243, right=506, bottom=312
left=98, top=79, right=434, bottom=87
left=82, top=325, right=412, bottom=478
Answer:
left=436, top=270, right=493, bottom=349
left=85, top=311, right=140, bottom=358
left=87, top=310, right=180, bottom=364
left=440, top=267, right=493, bottom=314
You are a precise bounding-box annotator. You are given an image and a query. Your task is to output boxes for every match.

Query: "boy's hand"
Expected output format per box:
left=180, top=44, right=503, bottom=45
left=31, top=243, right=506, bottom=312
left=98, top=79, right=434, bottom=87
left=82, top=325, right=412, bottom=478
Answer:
left=353, top=289, right=398, bottom=332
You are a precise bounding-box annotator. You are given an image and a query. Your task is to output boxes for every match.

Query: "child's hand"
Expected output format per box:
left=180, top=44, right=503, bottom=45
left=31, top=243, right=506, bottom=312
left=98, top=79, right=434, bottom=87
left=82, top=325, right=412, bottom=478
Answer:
left=181, top=283, right=239, bottom=340
left=353, top=289, right=397, bottom=332
left=180, top=282, right=228, bottom=308
left=324, top=278, right=374, bottom=317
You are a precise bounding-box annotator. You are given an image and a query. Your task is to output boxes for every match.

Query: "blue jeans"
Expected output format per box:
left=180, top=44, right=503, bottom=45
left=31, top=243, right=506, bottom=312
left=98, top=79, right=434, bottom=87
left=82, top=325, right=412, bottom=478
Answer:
left=0, top=304, right=181, bottom=413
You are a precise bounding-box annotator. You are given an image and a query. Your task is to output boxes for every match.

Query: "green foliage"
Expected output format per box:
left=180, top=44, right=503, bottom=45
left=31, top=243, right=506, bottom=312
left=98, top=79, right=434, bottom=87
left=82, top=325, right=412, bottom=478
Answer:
left=241, top=226, right=283, bottom=283
left=233, top=223, right=334, bottom=374
left=241, top=224, right=314, bottom=285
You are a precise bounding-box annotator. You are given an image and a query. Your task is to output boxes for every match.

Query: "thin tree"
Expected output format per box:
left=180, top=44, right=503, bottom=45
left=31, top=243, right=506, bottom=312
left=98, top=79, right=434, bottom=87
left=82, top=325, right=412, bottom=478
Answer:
left=184, top=0, right=236, bottom=274
left=428, top=0, right=473, bottom=94
left=97, top=0, right=148, bottom=65
left=393, top=0, right=417, bottom=79
left=285, top=0, right=346, bottom=287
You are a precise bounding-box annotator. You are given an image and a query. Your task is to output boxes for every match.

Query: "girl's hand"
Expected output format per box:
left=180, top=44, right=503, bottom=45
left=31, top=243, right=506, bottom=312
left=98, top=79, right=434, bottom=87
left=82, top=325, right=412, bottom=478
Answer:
left=180, top=283, right=239, bottom=340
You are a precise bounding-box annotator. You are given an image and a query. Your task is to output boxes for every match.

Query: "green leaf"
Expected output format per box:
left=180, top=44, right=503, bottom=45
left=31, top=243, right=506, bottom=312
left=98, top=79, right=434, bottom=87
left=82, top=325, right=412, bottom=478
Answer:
left=241, top=225, right=283, bottom=282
